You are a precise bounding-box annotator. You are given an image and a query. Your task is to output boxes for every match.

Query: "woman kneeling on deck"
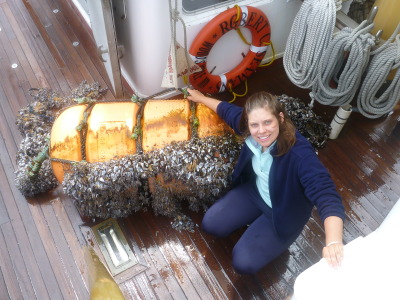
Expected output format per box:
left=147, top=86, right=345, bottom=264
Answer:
left=187, top=89, right=346, bottom=275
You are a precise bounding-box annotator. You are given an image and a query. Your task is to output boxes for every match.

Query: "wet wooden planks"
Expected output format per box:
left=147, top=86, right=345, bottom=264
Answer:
left=0, top=0, right=109, bottom=298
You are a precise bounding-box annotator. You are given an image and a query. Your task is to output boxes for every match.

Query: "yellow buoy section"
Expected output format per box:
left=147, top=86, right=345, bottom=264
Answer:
left=372, top=0, right=400, bottom=41
left=197, top=103, right=231, bottom=139
left=50, top=105, right=86, bottom=183
left=86, top=102, right=139, bottom=162
left=372, top=0, right=400, bottom=81
left=142, top=99, right=191, bottom=152
left=50, top=102, right=139, bottom=183
left=49, top=99, right=232, bottom=183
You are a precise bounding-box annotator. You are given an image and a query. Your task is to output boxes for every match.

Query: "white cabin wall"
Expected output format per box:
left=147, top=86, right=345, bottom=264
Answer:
left=72, top=0, right=302, bottom=97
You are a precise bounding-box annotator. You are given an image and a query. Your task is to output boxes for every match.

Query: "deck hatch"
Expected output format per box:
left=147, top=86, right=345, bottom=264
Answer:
left=92, top=218, right=137, bottom=276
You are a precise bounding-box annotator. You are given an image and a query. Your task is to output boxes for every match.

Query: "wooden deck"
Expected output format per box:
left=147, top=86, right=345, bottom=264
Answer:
left=0, top=0, right=399, bottom=299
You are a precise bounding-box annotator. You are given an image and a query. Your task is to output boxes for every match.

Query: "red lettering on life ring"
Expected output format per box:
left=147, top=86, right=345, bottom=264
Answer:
left=189, top=6, right=271, bottom=93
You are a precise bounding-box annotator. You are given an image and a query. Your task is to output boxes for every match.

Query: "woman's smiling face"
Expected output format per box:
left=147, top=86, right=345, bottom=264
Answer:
left=248, top=107, right=283, bottom=151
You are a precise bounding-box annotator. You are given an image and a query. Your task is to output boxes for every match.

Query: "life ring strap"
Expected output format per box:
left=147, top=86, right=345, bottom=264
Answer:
left=250, top=45, right=269, bottom=53
left=219, top=74, right=227, bottom=93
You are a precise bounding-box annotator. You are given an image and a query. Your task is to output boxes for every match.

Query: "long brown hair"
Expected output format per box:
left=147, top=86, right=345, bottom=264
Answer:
left=239, top=91, right=296, bottom=156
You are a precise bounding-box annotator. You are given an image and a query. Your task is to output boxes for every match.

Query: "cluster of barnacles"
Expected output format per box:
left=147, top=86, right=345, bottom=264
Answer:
left=278, top=94, right=330, bottom=149
left=63, top=134, right=240, bottom=232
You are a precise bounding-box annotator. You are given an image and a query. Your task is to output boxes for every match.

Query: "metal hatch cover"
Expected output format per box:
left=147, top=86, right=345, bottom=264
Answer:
left=81, top=218, right=148, bottom=283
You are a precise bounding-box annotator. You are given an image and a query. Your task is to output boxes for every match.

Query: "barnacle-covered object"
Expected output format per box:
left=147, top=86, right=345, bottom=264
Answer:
left=50, top=99, right=238, bottom=231
left=15, top=82, right=331, bottom=231
left=15, top=81, right=108, bottom=197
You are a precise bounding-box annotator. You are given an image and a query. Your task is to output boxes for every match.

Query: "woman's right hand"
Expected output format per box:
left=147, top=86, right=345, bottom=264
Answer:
left=186, top=89, right=221, bottom=113
left=186, top=88, right=206, bottom=103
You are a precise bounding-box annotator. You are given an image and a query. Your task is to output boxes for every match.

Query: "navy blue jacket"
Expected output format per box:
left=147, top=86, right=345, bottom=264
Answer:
left=217, top=101, right=345, bottom=238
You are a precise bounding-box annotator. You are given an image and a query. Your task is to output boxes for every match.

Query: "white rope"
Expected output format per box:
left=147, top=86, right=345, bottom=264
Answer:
left=357, top=24, right=400, bottom=118
left=310, top=20, right=376, bottom=107
left=283, top=0, right=338, bottom=89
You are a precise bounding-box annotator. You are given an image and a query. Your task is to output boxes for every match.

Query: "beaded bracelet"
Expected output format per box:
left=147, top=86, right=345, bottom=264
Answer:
left=326, top=241, right=342, bottom=247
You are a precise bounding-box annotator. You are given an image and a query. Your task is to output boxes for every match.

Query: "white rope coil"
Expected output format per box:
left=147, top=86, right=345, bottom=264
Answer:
left=310, top=20, right=376, bottom=107
left=357, top=27, right=400, bottom=119
left=283, top=0, right=337, bottom=89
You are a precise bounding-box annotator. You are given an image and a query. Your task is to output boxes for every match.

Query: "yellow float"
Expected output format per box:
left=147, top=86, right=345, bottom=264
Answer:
left=49, top=99, right=233, bottom=183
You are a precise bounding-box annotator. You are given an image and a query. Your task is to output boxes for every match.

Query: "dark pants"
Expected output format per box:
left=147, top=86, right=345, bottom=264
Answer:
left=202, top=181, right=301, bottom=275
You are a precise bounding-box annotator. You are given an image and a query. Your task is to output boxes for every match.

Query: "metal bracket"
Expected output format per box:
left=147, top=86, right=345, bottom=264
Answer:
left=97, top=44, right=108, bottom=62
left=97, top=44, right=124, bottom=62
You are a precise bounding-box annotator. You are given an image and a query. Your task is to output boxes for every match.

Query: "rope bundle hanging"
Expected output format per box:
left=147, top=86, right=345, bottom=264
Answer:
left=310, top=20, right=376, bottom=107
left=283, top=0, right=338, bottom=89
left=357, top=25, right=400, bottom=119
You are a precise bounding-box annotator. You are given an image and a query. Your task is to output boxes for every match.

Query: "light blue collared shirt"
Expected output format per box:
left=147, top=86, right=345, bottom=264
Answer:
left=245, top=136, right=275, bottom=208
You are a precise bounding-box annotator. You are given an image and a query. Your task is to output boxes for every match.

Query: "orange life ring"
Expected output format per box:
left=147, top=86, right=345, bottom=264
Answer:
left=189, top=6, right=271, bottom=94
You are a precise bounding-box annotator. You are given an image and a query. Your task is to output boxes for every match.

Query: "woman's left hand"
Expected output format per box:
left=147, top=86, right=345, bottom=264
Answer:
left=323, top=216, right=344, bottom=269
left=322, top=242, right=344, bottom=269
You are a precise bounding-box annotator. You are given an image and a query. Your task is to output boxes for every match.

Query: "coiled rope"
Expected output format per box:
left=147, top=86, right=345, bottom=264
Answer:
left=283, top=0, right=338, bottom=89
left=357, top=24, right=400, bottom=118
left=310, top=20, right=376, bottom=107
